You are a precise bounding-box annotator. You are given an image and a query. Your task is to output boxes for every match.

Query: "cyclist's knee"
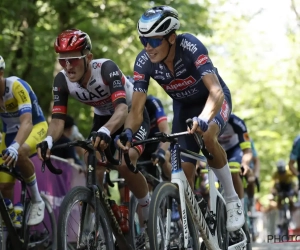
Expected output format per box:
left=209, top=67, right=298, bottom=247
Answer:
left=202, top=131, right=218, bottom=153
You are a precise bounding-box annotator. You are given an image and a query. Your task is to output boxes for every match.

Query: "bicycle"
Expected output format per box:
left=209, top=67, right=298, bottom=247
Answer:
left=0, top=162, right=57, bottom=250
left=123, top=119, right=248, bottom=250
left=44, top=136, right=142, bottom=250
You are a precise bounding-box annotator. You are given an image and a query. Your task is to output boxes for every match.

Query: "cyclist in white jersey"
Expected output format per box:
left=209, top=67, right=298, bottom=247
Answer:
left=36, top=30, right=151, bottom=236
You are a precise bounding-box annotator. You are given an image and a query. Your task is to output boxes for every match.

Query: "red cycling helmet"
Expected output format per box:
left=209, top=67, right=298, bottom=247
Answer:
left=54, top=29, right=92, bottom=53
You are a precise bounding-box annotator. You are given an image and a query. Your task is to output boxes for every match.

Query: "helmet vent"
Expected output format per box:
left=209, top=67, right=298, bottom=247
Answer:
left=156, top=19, right=171, bottom=33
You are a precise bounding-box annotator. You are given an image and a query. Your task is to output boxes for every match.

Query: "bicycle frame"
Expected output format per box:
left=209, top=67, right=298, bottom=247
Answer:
left=169, top=142, right=247, bottom=250
left=0, top=166, right=36, bottom=250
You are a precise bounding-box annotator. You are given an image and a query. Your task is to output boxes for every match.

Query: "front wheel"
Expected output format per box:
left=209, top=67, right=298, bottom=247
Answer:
left=57, top=186, right=114, bottom=250
left=216, top=196, right=229, bottom=250
left=148, top=181, right=200, bottom=250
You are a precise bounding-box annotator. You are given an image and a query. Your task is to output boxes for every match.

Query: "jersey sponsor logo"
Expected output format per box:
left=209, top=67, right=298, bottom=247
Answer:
left=113, top=80, right=122, bottom=88
left=153, top=75, right=165, bottom=80
left=18, top=90, right=27, bottom=102
left=152, top=99, right=162, bottom=112
left=53, top=95, right=59, bottom=102
left=111, top=91, right=126, bottom=102
left=92, top=62, right=101, bottom=69
left=180, top=38, right=197, bottom=54
left=220, top=99, right=230, bottom=122
left=174, top=58, right=182, bottom=67
left=52, top=105, right=67, bottom=114
left=86, top=96, right=112, bottom=107
left=133, top=87, right=147, bottom=93
left=169, top=88, right=199, bottom=99
left=89, top=79, right=96, bottom=86
left=133, top=71, right=145, bottom=81
left=109, top=71, right=119, bottom=78
left=136, top=53, right=149, bottom=69
left=5, top=102, right=18, bottom=110
left=53, top=86, right=61, bottom=91
left=76, top=86, right=108, bottom=101
left=175, top=69, right=187, bottom=77
left=194, top=54, right=209, bottom=68
left=161, top=76, right=196, bottom=91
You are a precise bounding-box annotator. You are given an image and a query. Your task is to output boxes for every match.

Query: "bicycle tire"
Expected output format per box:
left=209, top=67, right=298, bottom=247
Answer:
left=41, top=193, right=57, bottom=250
left=129, top=194, right=139, bottom=248
left=57, top=186, right=114, bottom=250
left=148, top=181, right=200, bottom=250
left=216, top=196, right=229, bottom=250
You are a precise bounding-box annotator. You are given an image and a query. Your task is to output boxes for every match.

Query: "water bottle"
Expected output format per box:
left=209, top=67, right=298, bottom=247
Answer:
left=4, top=199, right=15, bottom=221
left=13, top=202, right=23, bottom=228
left=119, top=205, right=129, bottom=233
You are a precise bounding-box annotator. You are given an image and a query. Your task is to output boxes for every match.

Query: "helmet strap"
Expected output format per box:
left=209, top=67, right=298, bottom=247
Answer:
left=161, top=32, right=175, bottom=63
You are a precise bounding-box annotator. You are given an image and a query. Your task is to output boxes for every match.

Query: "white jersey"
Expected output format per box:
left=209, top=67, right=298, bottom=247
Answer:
left=52, top=59, right=134, bottom=117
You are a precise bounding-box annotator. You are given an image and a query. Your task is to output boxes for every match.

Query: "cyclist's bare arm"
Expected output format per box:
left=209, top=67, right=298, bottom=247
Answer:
left=241, top=148, right=252, bottom=175
left=288, top=159, right=299, bottom=176
left=158, top=119, right=171, bottom=151
left=124, top=91, right=147, bottom=133
left=47, top=118, right=65, bottom=142
left=14, top=113, right=33, bottom=146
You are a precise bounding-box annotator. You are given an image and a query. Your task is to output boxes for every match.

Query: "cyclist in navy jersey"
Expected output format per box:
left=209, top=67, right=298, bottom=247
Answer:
left=117, top=5, right=244, bottom=232
left=36, top=29, right=151, bottom=237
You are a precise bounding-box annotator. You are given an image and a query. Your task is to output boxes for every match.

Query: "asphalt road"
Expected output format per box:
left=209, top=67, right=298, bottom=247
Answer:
left=252, top=242, right=300, bottom=249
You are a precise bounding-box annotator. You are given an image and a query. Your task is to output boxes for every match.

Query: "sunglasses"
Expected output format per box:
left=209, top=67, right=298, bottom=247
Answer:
left=139, top=36, right=164, bottom=48
left=58, top=55, right=87, bottom=68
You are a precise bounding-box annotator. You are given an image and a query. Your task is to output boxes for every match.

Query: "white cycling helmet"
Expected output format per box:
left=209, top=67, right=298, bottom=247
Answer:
left=137, top=6, right=180, bottom=37
left=276, top=159, right=286, bottom=172
left=0, top=56, right=5, bottom=69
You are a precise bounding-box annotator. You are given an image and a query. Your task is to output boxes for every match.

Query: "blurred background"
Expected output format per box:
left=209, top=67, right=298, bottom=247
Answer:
left=0, top=0, right=299, bottom=204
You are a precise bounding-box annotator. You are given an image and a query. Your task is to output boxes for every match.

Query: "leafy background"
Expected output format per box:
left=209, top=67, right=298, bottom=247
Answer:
left=0, top=0, right=299, bottom=203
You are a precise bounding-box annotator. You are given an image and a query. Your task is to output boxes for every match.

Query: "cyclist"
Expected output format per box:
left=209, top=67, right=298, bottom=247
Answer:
left=272, top=159, right=297, bottom=212
left=117, top=5, right=244, bottom=231
left=36, top=29, right=151, bottom=240
left=288, top=135, right=300, bottom=202
left=128, top=75, right=171, bottom=182
left=0, top=55, right=47, bottom=225
left=218, top=113, right=254, bottom=209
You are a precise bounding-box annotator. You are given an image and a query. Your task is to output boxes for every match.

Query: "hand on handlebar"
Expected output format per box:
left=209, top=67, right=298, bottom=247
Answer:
left=189, top=117, right=209, bottom=134
left=115, top=129, right=133, bottom=152
left=37, top=136, right=53, bottom=161
left=92, top=131, right=111, bottom=151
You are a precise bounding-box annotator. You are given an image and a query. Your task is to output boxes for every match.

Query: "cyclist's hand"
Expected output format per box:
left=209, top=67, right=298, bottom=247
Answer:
left=241, top=164, right=250, bottom=176
left=2, top=141, right=20, bottom=168
left=116, top=129, right=133, bottom=152
left=189, top=117, right=208, bottom=134
left=36, top=136, right=53, bottom=161
left=92, top=127, right=111, bottom=151
left=151, top=148, right=166, bottom=166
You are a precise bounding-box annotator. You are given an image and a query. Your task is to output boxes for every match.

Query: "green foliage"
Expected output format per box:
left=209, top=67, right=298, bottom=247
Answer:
left=0, top=0, right=210, bottom=136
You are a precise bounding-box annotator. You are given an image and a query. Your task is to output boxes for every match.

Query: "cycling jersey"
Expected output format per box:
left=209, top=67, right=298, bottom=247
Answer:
left=0, top=76, right=47, bottom=183
left=52, top=59, right=134, bottom=118
left=218, top=114, right=251, bottom=152
left=272, top=168, right=296, bottom=185
left=0, top=76, right=45, bottom=133
left=145, top=95, right=167, bottom=137
left=132, top=33, right=232, bottom=164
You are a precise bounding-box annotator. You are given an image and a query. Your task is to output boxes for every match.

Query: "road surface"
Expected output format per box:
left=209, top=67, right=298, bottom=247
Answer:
left=253, top=242, right=300, bottom=249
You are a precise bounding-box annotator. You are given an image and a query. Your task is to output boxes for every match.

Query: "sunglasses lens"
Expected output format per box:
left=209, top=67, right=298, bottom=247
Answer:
left=58, top=58, right=81, bottom=68
left=139, top=37, right=163, bottom=48
left=149, top=38, right=163, bottom=48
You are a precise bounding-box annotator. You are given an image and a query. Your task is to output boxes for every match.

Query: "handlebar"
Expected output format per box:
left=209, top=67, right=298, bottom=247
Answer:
left=126, top=118, right=213, bottom=160
left=42, top=138, right=123, bottom=174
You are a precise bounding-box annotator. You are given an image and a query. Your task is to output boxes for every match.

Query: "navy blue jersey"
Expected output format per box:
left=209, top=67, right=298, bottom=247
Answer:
left=145, top=95, right=167, bottom=137
left=133, top=33, right=230, bottom=105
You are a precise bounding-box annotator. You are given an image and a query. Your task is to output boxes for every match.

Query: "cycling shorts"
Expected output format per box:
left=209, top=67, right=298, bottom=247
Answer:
left=0, top=121, right=48, bottom=183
